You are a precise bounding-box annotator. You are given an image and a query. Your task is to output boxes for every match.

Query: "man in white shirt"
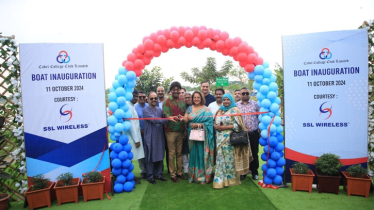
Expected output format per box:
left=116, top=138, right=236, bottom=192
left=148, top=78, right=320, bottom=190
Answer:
left=208, top=88, right=224, bottom=116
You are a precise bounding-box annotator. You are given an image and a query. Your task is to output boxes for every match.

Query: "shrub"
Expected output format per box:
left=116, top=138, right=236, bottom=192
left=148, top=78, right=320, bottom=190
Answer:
left=314, top=153, right=343, bottom=176
left=347, top=164, right=367, bottom=178
left=292, top=162, right=310, bottom=174
left=56, top=172, right=73, bottom=186
left=82, top=171, right=102, bottom=183
left=31, top=174, right=50, bottom=191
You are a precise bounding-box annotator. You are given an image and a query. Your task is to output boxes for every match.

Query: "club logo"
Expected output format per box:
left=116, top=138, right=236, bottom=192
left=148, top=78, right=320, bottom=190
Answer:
left=319, top=48, right=332, bottom=60
left=319, top=102, right=332, bottom=120
left=60, top=104, right=73, bottom=122
left=56, top=51, right=70, bottom=63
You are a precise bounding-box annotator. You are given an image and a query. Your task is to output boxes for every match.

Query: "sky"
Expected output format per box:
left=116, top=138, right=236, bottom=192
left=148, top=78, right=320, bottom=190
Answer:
left=1, top=0, right=373, bottom=88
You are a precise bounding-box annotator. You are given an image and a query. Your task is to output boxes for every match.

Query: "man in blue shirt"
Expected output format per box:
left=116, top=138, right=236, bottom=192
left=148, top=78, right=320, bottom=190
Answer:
left=200, top=81, right=216, bottom=106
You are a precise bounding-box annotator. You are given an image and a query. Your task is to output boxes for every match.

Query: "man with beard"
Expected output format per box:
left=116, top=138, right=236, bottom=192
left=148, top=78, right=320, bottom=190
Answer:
left=156, top=86, right=166, bottom=110
left=208, top=88, right=224, bottom=116
left=234, top=89, right=241, bottom=102
left=200, top=81, right=216, bottom=106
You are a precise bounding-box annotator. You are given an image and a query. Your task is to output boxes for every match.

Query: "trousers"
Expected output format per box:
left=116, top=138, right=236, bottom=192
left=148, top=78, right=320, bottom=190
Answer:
left=165, top=132, right=183, bottom=177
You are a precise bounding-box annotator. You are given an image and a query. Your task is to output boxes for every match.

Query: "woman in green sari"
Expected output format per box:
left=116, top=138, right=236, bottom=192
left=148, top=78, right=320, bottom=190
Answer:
left=213, top=93, right=252, bottom=189
left=183, top=91, right=214, bottom=184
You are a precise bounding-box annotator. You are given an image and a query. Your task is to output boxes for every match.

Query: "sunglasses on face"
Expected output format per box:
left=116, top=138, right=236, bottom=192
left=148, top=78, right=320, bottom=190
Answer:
left=149, top=97, right=157, bottom=100
left=241, top=92, right=250, bottom=95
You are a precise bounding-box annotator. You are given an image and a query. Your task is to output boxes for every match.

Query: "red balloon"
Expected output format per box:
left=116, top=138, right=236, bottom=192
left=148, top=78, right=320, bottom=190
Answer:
left=143, top=56, right=151, bottom=65
left=197, top=44, right=204, bottom=50
left=216, top=47, right=223, bottom=53
left=137, top=44, right=145, bottom=53
left=229, top=46, right=238, bottom=57
left=192, top=26, right=199, bottom=36
left=214, top=29, right=221, bottom=36
left=157, top=35, right=166, bottom=45
left=135, top=70, right=142, bottom=77
left=154, top=43, right=162, bottom=52
left=233, top=55, right=239, bottom=61
left=170, top=26, right=177, bottom=31
left=163, top=29, right=170, bottom=39
left=239, top=60, right=247, bottom=67
left=122, top=60, right=127, bottom=67
left=198, top=30, right=207, bottom=40
left=220, top=31, right=229, bottom=41
left=192, top=37, right=201, bottom=47
left=216, top=40, right=225, bottom=50
left=154, top=51, right=161, bottom=57
left=237, top=53, right=247, bottom=62
left=136, top=53, right=143, bottom=59
left=185, top=26, right=191, bottom=30
left=156, top=30, right=163, bottom=35
left=203, top=38, right=212, bottom=48
left=222, top=48, right=230, bottom=56
left=199, top=25, right=207, bottom=30
left=161, top=45, right=169, bottom=53
left=144, top=39, right=154, bottom=50
left=178, top=36, right=186, bottom=46
left=132, top=48, right=138, bottom=54
left=149, top=33, right=158, bottom=43
left=142, top=36, right=149, bottom=43
left=177, top=26, right=185, bottom=36
left=209, top=42, right=216, bottom=51
left=185, top=41, right=193, bottom=48
left=255, top=57, right=263, bottom=65
left=233, top=37, right=242, bottom=47
left=166, top=39, right=175, bottom=48
left=247, top=53, right=257, bottom=63
left=246, top=46, right=254, bottom=54
left=175, top=43, right=182, bottom=49
left=213, top=35, right=219, bottom=41
left=245, top=64, right=255, bottom=72
left=127, top=53, right=136, bottom=62
left=184, top=30, right=194, bottom=41
left=125, top=61, right=134, bottom=70
left=170, top=31, right=179, bottom=41
left=253, top=51, right=258, bottom=56
left=238, top=43, right=247, bottom=53
left=207, top=28, right=215, bottom=38
left=225, top=38, right=234, bottom=49
left=145, top=50, right=154, bottom=58
left=134, top=59, right=144, bottom=69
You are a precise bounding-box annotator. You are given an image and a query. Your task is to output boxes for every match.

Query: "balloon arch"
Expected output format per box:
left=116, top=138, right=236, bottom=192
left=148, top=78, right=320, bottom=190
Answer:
left=107, top=26, right=285, bottom=193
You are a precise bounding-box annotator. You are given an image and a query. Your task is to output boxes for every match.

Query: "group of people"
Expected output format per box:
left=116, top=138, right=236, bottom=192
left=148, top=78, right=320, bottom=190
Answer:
left=118, top=81, right=260, bottom=189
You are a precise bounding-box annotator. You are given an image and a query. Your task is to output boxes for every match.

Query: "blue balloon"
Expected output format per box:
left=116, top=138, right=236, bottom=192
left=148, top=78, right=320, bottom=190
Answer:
left=275, top=111, right=281, bottom=116
left=261, top=153, right=268, bottom=161
left=110, top=135, right=118, bottom=141
left=111, top=158, right=122, bottom=169
left=116, top=175, right=127, bottom=184
left=115, top=87, right=126, bottom=97
left=254, top=75, right=263, bottom=83
left=125, top=87, right=134, bottom=93
left=261, top=99, right=271, bottom=108
left=257, top=100, right=262, bottom=108
left=273, top=175, right=283, bottom=185
left=112, top=143, right=123, bottom=153
left=261, top=130, right=269, bottom=139
left=134, top=77, right=138, bottom=81
left=268, top=159, right=277, bottom=168
left=108, top=125, right=115, bottom=134
left=114, top=123, right=124, bottom=133
left=108, top=102, right=118, bottom=112
left=118, top=118, right=124, bottom=123
left=269, top=82, right=278, bottom=91
left=269, top=74, right=277, bottom=83
left=114, top=132, right=121, bottom=137
left=123, top=182, right=133, bottom=192
left=259, top=137, right=267, bottom=146
left=269, top=112, right=275, bottom=118
left=276, top=134, right=284, bottom=142
left=279, top=151, right=284, bottom=157
left=118, top=151, right=128, bottom=161
left=269, top=136, right=278, bottom=147
left=123, top=121, right=131, bottom=131
left=128, top=152, right=134, bottom=160
left=253, top=81, right=262, bottom=90
left=110, top=143, right=115, bottom=151
left=276, top=125, right=283, bottom=133
left=114, top=183, right=124, bottom=193
left=264, top=146, right=274, bottom=154
left=262, top=116, right=272, bottom=125
left=275, top=143, right=285, bottom=152
left=122, top=168, right=129, bottom=176
left=262, top=61, right=270, bottom=68
left=112, top=168, right=122, bottom=176
left=254, top=65, right=264, bottom=75
left=116, top=96, right=126, bottom=106
left=114, top=109, right=125, bottom=119
left=261, top=163, right=268, bottom=172
left=128, top=163, right=134, bottom=171
left=258, top=115, right=263, bottom=122
left=109, top=87, right=115, bottom=93
left=124, top=111, right=132, bottom=119
left=125, top=92, right=133, bottom=101
left=110, top=151, right=118, bottom=159
left=267, top=91, right=276, bottom=101
left=126, top=172, right=135, bottom=181
left=108, top=92, right=118, bottom=102
left=115, top=74, right=119, bottom=80
left=119, top=135, right=129, bottom=145
left=123, top=143, right=132, bottom=152
left=259, top=122, right=266, bottom=130
left=120, top=103, right=129, bottom=112
left=112, top=80, right=121, bottom=89
left=122, top=159, right=131, bottom=168
left=263, top=68, right=272, bottom=78
left=270, top=103, right=279, bottom=113
left=256, top=92, right=265, bottom=101
left=118, top=66, right=128, bottom=75
left=126, top=71, right=136, bottom=80
left=264, top=175, right=273, bottom=185
left=260, top=85, right=269, bottom=95
left=262, top=78, right=270, bottom=85
left=273, top=116, right=281, bottom=126
left=268, top=124, right=276, bottom=134
left=274, top=97, right=281, bottom=105
left=127, top=80, right=136, bottom=88
left=247, top=72, right=256, bottom=80
left=267, top=168, right=277, bottom=178
left=270, top=151, right=281, bottom=161
left=275, top=166, right=284, bottom=175
left=277, top=158, right=286, bottom=167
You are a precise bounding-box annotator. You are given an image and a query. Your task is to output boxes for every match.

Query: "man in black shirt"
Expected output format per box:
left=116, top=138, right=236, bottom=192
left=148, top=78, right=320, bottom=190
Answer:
left=200, top=81, right=216, bottom=106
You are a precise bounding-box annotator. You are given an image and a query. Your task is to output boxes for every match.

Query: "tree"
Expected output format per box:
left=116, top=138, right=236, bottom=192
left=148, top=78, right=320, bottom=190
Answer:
left=229, top=65, right=249, bottom=84
left=135, top=66, right=174, bottom=94
left=180, top=57, right=233, bottom=85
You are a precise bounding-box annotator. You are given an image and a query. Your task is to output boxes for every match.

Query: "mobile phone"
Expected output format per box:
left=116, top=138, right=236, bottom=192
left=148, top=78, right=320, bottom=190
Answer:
left=220, top=122, right=223, bottom=126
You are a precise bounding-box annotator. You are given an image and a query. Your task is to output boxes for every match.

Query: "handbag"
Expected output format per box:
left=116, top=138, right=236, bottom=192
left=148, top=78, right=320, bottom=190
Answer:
left=189, top=124, right=205, bottom=141
left=230, top=118, right=249, bottom=146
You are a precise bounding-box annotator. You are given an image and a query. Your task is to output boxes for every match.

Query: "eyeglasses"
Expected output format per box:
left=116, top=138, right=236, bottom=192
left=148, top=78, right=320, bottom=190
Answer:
left=149, top=97, right=157, bottom=100
left=241, top=92, right=250, bottom=95
left=139, top=96, right=146, bottom=99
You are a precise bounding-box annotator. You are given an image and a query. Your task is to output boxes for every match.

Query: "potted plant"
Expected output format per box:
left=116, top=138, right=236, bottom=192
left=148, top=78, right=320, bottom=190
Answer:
left=25, top=174, right=55, bottom=210
left=342, top=164, right=372, bottom=198
left=290, top=162, right=315, bottom=193
left=314, top=153, right=343, bottom=195
left=54, top=172, right=80, bottom=205
left=81, top=171, right=105, bottom=202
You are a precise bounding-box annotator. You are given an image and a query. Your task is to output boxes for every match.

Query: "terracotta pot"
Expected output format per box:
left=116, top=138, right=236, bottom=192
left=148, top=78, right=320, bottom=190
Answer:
left=0, top=194, right=10, bottom=210
left=54, top=178, right=80, bottom=205
left=342, top=171, right=372, bottom=198
left=25, top=182, right=55, bottom=210
left=316, top=170, right=341, bottom=195
left=81, top=176, right=105, bottom=202
left=290, top=168, right=315, bottom=193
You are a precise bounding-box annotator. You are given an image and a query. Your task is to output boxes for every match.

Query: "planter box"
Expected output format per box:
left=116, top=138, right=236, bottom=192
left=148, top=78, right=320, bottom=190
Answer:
left=81, top=176, right=105, bottom=202
left=342, top=171, right=372, bottom=198
left=316, top=170, right=340, bottom=195
left=0, top=194, right=10, bottom=210
left=25, top=182, right=55, bottom=210
left=290, top=168, right=315, bottom=193
left=54, top=178, right=80, bottom=205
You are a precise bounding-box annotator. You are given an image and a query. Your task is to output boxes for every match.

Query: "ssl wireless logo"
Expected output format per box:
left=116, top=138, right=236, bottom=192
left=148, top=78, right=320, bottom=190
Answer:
left=60, top=104, right=73, bottom=122
left=319, top=102, right=332, bottom=120
left=319, top=48, right=332, bottom=60
left=56, top=51, right=70, bottom=63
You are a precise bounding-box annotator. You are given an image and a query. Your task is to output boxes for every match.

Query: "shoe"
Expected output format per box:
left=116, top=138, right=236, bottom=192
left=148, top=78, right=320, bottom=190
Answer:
left=252, top=175, right=258, bottom=180
left=240, top=175, right=246, bottom=181
left=141, top=173, right=146, bottom=179
left=177, top=174, right=187, bottom=180
left=171, top=176, right=179, bottom=183
left=156, top=176, right=167, bottom=181
left=148, top=178, right=156, bottom=185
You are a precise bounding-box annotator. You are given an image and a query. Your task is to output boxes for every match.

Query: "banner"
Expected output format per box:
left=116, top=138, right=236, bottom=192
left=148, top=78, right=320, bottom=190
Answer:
left=20, top=43, right=110, bottom=191
left=282, top=29, right=368, bottom=178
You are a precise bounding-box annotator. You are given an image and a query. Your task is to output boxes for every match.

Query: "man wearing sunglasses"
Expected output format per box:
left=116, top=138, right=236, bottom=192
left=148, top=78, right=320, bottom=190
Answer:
left=135, top=91, right=149, bottom=179
left=236, top=87, right=260, bottom=181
